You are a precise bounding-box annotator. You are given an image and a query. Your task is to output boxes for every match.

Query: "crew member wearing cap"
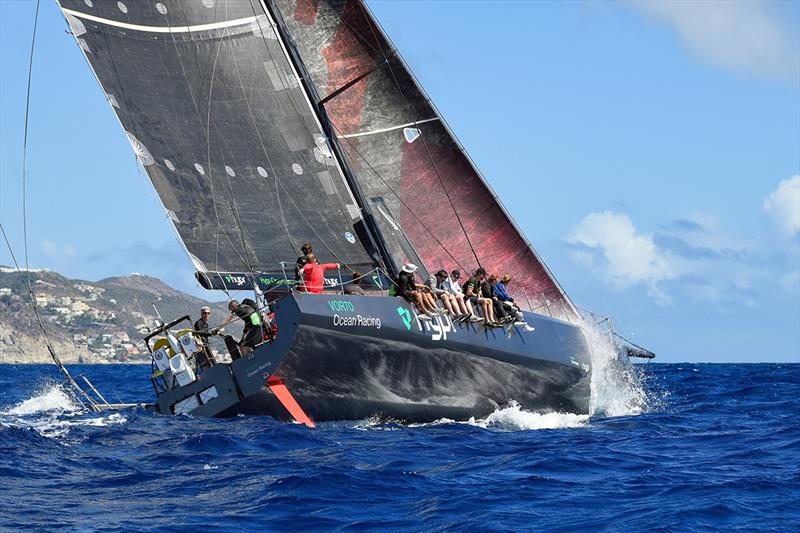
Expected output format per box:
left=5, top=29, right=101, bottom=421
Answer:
left=193, top=306, right=219, bottom=369
left=397, top=263, right=441, bottom=319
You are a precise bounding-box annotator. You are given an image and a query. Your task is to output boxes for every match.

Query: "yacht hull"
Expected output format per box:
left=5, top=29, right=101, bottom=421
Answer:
left=154, top=293, right=592, bottom=423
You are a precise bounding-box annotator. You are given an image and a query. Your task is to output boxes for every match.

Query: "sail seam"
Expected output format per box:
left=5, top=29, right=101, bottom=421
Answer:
left=336, top=117, right=438, bottom=139
left=61, top=8, right=259, bottom=34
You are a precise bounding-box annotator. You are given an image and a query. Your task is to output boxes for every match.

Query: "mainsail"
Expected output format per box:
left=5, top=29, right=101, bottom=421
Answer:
left=57, top=0, right=376, bottom=287
left=269, top=0, right=577, bottom=317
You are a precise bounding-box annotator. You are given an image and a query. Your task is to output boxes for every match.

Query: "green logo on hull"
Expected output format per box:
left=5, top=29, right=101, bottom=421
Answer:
left=396, top=306, right=412, bottom=330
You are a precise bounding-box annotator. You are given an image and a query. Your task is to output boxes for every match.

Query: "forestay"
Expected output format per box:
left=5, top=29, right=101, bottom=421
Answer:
left=269, top=0, right=577, bottom=318
left=57, top=0, right=375, bottom=282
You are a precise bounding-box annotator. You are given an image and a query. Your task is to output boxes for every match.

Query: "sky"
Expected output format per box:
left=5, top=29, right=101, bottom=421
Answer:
left=1, top=0, right=798, bottom=363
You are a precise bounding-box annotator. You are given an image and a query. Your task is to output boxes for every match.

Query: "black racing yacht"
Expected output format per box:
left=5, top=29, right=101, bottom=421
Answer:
left=55, top=0, right=651, bottom=425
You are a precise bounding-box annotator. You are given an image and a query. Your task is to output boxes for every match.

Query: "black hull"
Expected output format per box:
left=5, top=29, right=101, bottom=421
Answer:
left=154, top=293, right=592, bottom=423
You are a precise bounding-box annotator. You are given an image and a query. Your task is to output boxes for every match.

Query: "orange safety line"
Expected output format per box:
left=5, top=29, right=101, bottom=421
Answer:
left=266, top=376, right=315, bottom=428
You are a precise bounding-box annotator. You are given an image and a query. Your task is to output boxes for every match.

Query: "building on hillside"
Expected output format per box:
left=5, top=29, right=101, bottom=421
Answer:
left=60, top=296, right=72, bottom=306
left=0, top=288, right=11, bottom=297
left=34, top=295, right=49, bottom=307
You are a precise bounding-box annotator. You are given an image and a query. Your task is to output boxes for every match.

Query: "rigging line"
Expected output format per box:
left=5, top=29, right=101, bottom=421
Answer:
left=331, top=121, right=470, bottom=274
left=355, top=1, right=482, bottom=269
left=176, top=0, right=246, bottom=276
left=0, top=223, right=96, bottom=410
left=252, top=0, right=368, bottom=231
left=200, top=11, right=259, bottom=282
left=238, top=0, right=343, bottom=266
left=229, top=12, right=295, bottom=257
left=179, top=1, right=326, bottom=278
left=247, top=1, right=358, bottom=268
left=92, top=13, right=227, bottom=298
left=21, top=0, right=41, bottom=279
left=167, top=2, right=226, bottom=275
left=248, top=1, right=356, bottom=228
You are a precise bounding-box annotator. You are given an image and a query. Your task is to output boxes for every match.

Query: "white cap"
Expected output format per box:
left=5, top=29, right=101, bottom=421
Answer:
left=401, top=263, right=418, bottom=273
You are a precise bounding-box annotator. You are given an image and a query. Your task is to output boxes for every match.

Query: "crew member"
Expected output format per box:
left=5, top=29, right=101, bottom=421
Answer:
left=300, top=253, right=340, bottom=294
left=193, top=306, right=219, bottom=368
left=426, top=269, right=459, bottom=317
left=462, top=268, right=496, bottom=326
left=344, top=271, right=367, bottom=295
left=220, top=300, right=262, bottom=357
left=484, top=274, right=511, bottom=324
left=295, top=242, right=313, bottom=280
left=396, top=263, right=441, bottom=319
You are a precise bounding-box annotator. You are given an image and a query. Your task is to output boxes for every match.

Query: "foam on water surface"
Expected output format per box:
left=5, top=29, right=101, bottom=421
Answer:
left=1, top=383, right=79, bottom=416
left=0, top=384, right=127, bottom=439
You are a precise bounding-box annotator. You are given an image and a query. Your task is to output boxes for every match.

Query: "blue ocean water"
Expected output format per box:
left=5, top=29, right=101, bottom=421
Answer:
left=0, top=363, right=798, bottom=531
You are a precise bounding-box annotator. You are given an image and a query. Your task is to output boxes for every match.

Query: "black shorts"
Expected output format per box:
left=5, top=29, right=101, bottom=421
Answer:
left=240, top=326, right=262, bottom=348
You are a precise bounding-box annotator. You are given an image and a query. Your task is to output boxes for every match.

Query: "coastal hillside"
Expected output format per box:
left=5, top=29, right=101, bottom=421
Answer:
left=0, top=267, right=228, bottom=363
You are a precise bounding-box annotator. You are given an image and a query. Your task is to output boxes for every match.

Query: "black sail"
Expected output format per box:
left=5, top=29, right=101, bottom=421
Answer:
left=57, top=0, right=375, bottom=285
left=270, top=0, right=577, bottom=319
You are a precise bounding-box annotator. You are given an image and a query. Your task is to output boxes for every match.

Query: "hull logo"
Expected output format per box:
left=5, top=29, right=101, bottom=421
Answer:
left=396, top=306, right=412, bottom=330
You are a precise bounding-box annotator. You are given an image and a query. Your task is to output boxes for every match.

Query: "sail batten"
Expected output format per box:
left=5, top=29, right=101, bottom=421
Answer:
left=57, top=0, right=375, bottom=278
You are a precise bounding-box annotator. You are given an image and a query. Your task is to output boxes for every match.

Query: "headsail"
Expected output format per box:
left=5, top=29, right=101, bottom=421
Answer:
left=269, top=0, right=577, bottom=318
left=57, top=0, right=376, bottom=283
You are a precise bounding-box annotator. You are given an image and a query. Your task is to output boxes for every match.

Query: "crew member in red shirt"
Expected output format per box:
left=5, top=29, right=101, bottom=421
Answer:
left=300, top=253, right=340, bottom=293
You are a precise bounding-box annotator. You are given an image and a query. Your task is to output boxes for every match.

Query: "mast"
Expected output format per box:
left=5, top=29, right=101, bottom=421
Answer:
left=261, top=0, right=399, bottom=278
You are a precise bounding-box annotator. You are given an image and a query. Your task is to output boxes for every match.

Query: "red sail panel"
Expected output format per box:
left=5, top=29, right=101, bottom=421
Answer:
left=272, top=0, right=575, bottom=319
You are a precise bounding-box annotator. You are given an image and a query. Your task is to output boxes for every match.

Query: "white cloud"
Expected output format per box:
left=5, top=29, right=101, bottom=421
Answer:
left=763, top=175, right=800, bottom=237
left=41, top=240, right=58, bottom=258
left=624, top=0, right=800, bottom=83
left=41, top=239, right=78, bottom=259
left=567, top=211, right=675, bottom=302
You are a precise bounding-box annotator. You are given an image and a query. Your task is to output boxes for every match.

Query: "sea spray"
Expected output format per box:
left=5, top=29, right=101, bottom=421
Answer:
left=0, top=382, right=126, bottom=439
left=581, top=319, right=649, bottom=417
left=1, top=383, right=79, bottom=416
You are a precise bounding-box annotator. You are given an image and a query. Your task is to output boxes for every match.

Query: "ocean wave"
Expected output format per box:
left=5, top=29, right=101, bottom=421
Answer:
left=0, top=383, right=127, bottom=439
left=1, top=383, right=79, bottom=416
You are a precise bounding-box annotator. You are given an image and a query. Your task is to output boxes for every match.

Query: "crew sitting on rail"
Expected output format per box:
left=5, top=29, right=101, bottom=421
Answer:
left=462, top=268, right=498, bottom=327
left=426, top=269, right=466, bottom=320
left=397, top=263, right=443, bottom=320
left=299, top=253, right=340, bottom=293
left=344, top=271, right=367, bottom=295
left=483, top=274, right=512, bottom=325
left=219, top=300, right=262, bottom=357
left=440, top=269, right=481, bottom=323
left=493, top=274, right=535, bottom=332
